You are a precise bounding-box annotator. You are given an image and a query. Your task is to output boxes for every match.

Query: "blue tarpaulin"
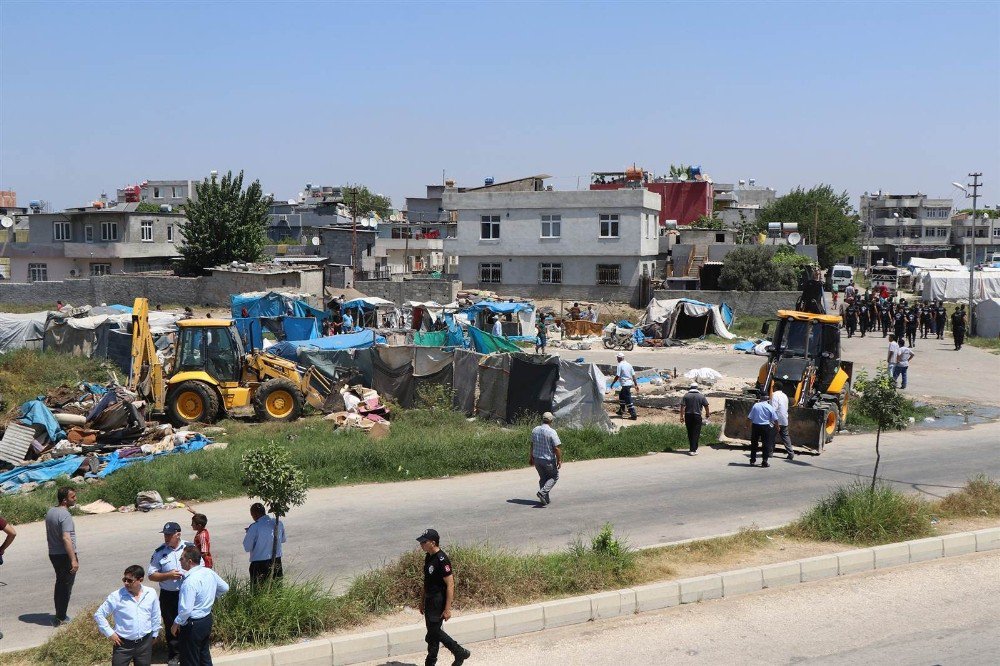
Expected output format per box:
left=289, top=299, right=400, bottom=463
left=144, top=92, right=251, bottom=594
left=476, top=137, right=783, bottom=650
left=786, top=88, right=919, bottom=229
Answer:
left=0, top=456, right=84, bottom=494
left=268, top=329, right=385, bottom=361
left=732, top=340, right=756, bottom=352
left=19, top=399, right=65, bottom=443
left=97, top=435, right=211, bottom=478
left=108, top=304, right=133, bottom=314
left=231, top=292, right=327, bottom=320
left=282, top=317, right=320, bottom=342
left=234, top=317, right=264, bottom=350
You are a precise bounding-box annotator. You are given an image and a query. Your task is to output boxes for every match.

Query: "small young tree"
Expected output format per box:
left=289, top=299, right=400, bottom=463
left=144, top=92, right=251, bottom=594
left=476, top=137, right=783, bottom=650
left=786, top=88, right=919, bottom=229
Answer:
left=852, top=369, right=908, bottom=492
left=341, top=184, right=392, bottom=221
left=241, top=443, right=308, bottom=578
left=718, top=245, right=799, bottom=291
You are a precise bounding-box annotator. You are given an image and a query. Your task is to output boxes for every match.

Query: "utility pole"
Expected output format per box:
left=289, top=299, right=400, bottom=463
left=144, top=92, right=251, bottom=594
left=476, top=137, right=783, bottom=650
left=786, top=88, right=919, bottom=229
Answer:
left=965, top=173, right=983, bottom=334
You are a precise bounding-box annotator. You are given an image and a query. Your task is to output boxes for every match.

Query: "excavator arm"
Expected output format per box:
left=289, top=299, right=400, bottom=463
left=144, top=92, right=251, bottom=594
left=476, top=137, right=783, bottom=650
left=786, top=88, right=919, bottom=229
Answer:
left=129, top=298, right=165, bottom=411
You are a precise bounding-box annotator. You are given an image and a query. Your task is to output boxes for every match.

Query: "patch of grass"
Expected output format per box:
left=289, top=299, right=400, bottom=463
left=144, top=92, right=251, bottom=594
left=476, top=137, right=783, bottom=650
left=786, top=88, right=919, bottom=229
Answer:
left=967, top=336, right=1000, bottom=354
left=9, top=603, right=108, bottom=666
left=727, top=316, right=766, bottom=339
left=844, top=397, right=935, bottom=431
left=933, top=474, right=1000, bottom=518
left=791, top=480, right=933, bottom=546
left=0, top=407, right=710, bottom=524
left=0, top=348, right=110, bottom=414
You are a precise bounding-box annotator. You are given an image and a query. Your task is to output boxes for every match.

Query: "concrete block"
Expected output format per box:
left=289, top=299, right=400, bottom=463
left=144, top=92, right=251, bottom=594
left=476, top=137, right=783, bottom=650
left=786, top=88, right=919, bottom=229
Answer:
left=721, top=567, right=763, bottom=597
left=633, top=581, right=680, bottom=612
left=974, top=527, right=1000, bottom=552
left=679, top=574, right=723, bottom=604
left=837, top=548, right=875, bottom=575
left=493, top=604, right=544, bottom=638
left=620, top=588, right=637, bottom=615
left=213, top=650, right=273, bottom=666
left=760, top=561, right=801, bottom=589
left=270, top=639, right=331, bottom=666
left=386, top=624, right=427, bottom=657
left=907, top=537, right=943, bottom=563
left=799, top=555, right=839, bottom=582
left=330, top=630, right=388, bottom=666
left=445, top=611, right=495, bottom=644
left=941, top=533, right=977, bottom=557
left=542, top=596, right=592, bottom=629
left=588, top=591, right=622, bottom=620
left=873, top=542, right=910, bottom=569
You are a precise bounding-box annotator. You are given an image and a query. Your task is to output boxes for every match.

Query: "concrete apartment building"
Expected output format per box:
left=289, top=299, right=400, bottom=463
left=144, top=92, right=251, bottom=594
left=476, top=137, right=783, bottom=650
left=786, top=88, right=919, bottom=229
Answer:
left=4, top=203, right=186, bottom=281
left=713, top=180, right=777, bottom=227
left=860, top=192, right=954, bottom=265
left=445, top=180, right=661, bottom=302
left=117, top=179, right=197, bottom=209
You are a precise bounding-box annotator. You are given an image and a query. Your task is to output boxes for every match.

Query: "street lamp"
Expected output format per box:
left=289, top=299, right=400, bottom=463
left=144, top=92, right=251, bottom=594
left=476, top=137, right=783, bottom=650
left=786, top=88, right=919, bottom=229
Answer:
left=953, top=174, right=983, bottom=334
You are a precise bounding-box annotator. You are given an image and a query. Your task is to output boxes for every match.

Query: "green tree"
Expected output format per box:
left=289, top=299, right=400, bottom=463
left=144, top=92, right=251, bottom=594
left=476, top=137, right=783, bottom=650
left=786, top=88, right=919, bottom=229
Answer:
left=342, top=184, right=392, bottom=221
left=690, top=214, right=724, bottom=230
left=178, top=170, right=272, bottom=275
left=757, top=185, right=860, bottom=269
left=718, top=245, right=799, bottom=291
left=241, top=443, right=308, bottom=578
left=135, top=201, right=163, bottom=213
left=852, top=369, right=908, bottom=492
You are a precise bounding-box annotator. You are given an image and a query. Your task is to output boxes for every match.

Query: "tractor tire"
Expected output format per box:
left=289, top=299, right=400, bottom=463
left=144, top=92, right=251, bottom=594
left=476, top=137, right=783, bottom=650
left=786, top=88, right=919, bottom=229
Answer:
left=816, top=402, right=838, bottom=444
left=253, top=378, right=304, bottom=422
left=167, top=381, right=220, bottom=427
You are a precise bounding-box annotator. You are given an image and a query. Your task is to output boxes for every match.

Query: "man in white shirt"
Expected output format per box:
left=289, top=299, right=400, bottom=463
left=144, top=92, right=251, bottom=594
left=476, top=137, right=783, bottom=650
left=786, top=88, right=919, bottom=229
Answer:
left=586, top=305, right=599, bottom=323
left=769, top=386, right=794, bottom=461
left=611, top=352, right=638, bottom=420
left=893, top=343, right=915, bottom=390
left=94, top=565, right=161, bottom=666
left=887, top=334, right=899, bottom=379
left=491, top=317, right=503, bottom=337
left=171, top=545, right=229, bottom=666
left=243, top=502, right=286, bottom=582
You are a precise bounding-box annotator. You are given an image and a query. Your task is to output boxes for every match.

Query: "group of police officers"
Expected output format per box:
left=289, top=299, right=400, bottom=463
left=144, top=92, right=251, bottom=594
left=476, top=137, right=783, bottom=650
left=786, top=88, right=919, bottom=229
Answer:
left=839, top=289, right=968, bottom=350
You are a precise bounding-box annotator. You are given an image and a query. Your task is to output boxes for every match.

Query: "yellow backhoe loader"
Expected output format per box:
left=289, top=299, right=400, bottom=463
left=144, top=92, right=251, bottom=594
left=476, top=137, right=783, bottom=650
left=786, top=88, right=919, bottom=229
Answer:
left=129, top=298, right=335, bottom=426
left=723, top=310, right=853, bottom=453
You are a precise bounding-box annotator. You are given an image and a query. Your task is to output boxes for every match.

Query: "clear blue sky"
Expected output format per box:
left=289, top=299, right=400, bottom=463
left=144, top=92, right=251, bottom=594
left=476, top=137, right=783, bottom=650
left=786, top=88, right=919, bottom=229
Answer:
left=2, top=1, right=997, bottom=211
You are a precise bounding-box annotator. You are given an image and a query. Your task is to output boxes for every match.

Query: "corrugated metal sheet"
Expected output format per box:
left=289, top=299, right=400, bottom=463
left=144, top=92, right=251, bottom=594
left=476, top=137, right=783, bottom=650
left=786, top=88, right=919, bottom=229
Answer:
left=0, top=423, right=35, bottom=466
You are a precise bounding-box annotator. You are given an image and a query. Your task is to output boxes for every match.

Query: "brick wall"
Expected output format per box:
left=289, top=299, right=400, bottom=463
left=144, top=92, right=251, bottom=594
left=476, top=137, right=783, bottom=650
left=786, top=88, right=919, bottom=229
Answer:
left=651, top=289, right=800, bottom=318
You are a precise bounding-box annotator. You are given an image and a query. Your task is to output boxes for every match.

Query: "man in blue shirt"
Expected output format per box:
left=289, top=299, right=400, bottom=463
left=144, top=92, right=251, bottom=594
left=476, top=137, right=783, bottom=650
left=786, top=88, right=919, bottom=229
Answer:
left=746, top=390, right=779, bottom=468
left=94, top=565, right=161, bottom=666
left=171, top=546, right=228, bottom=666
left=242, top=502, right=286, bottom=582
left=147, top=522, right=193, bottom=666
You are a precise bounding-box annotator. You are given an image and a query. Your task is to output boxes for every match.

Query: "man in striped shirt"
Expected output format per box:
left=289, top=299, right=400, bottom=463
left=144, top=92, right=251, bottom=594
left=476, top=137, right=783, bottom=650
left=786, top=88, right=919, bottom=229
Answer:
left=530, top=412, right=562, bottom=506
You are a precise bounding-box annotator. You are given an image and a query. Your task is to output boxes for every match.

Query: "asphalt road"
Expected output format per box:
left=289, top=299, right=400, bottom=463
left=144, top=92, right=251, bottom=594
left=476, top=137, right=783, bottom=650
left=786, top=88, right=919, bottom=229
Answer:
left=372, top=551, right=1000, bottom=665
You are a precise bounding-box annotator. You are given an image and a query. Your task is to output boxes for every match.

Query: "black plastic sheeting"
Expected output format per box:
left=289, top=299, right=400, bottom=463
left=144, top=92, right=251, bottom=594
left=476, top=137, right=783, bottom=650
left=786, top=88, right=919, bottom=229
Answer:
left=506, top=354, right=559, bottom=422
left=451, top=349, right=481, bottom=415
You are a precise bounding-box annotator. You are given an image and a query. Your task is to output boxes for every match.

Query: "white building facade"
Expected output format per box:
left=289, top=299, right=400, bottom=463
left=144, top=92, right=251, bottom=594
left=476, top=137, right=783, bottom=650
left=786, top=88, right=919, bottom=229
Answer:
left=444, top=188, right=661, bottom=301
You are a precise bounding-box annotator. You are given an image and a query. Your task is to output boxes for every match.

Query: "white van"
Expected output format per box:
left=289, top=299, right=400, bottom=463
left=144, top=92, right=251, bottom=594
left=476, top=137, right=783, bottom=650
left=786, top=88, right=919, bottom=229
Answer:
left=830, top=264, right=854, bottom=290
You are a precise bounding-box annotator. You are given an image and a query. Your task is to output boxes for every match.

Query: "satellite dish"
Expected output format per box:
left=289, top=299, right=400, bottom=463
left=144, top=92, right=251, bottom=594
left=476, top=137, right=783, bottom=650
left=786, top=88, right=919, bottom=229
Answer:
left=787, top=232, right=802, bottom=246
left=679, top=173, right=689, bottom=181
left=287, top=199, right=297, bottom=205
left=311, top=236, right=320, bottom=246
left=0, top=216, right=13, bottom=229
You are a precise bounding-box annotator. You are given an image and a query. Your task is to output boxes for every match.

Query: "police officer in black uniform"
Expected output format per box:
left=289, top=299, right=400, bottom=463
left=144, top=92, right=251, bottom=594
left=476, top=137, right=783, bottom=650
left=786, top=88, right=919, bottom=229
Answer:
left=935, top=301, right=948, bottom=340
left=919, top=302, right=933, bottom=339
left=857, top=299, right=870, bottom=337
left=417, top=529, right=470, bottom=666
left=893, top=302, right=906, bottom=341
left=905, top=306, right=919, bottom=348
left=844, top=298, right=858, bottom=338
left=952, top=305, right=967, bottom=350
left=880, top=298, right=892, bottom=338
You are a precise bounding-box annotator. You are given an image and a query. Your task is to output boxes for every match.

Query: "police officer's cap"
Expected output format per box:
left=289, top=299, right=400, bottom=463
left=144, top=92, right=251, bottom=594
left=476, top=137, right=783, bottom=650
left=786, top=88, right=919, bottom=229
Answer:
left=159, top=521, right=182, bottom=534
left=417, top=528, right=440, bottom=544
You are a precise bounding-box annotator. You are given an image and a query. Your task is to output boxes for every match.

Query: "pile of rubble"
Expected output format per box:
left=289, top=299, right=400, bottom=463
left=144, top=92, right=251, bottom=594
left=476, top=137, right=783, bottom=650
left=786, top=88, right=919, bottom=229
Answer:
left=324, top=385, right=391, bottom=438
left=0, top=382, right=215, bottom=495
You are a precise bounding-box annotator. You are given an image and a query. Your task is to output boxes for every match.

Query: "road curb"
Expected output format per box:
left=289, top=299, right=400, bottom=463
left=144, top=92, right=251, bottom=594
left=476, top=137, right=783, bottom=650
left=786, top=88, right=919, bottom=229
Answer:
left=212, top=526, right=1000, bottom=665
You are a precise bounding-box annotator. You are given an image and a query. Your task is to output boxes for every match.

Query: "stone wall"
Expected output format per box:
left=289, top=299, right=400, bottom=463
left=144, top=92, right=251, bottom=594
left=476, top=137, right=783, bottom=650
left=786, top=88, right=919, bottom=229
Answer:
left=355, top=279, right=460, bottom=305
left=651, top=289, right=800, bottom=318
left=467, top=282, right=646, bottom=307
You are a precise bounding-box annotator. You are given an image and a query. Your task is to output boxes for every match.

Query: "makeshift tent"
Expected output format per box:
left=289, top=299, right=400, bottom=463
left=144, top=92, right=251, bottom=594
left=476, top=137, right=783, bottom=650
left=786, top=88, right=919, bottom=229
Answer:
left=976, top=298, right=1000, bottom=338
left=231, top=291, right=326, bottom=320
left=43, top=314, right=129, bottom=358
left=233, top=317, right=264, bottom=351
left=640, top=298, right=736, bottom=340
left=921, top=270, right=1000, bottom=301
left=0, top=311, right=49, bottom=352
left=451, top=348, right=480, bottom=415
left=341, top=297, right=400, bottom=329
left=405, top=301, right=445, bottom=330
left=468, top=326, right=521, bottom=353
left=268, top=329, right=385, bottom=361
left=282, top=317, right=321, bottom=342
left=476, top=353, right=510, bottom=421
left=551, top=359, right=612, bottom=430
left=461, top=300, right=536, bottom=335
left=506, top=354, right=559, bottom=420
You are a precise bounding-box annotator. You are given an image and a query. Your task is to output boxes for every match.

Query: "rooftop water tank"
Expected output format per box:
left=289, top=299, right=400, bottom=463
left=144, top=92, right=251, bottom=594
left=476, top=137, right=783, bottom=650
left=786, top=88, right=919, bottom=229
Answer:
left=484, top=177, right=494, bottom=186
left=160, top=204, right=172, bottom=213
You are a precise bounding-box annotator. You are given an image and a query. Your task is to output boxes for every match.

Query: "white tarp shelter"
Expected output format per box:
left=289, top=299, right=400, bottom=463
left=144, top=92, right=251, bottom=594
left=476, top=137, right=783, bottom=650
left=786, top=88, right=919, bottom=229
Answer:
left=640, top=298, right=736, bottom=340
left=921, top=270, right=1000, bottom=301
left=403, top=301, right=445, bottom=330
left=0, top=311, right=50, bottom=353
left=976, top=298, right=1000, bottom=338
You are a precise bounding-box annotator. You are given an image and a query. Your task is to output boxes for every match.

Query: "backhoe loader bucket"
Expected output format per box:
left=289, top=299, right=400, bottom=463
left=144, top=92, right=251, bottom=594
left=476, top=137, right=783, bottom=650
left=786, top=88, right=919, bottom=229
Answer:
left=302, top=367, right=339, bottom=412
left=724, top=398, right=835, bottom=453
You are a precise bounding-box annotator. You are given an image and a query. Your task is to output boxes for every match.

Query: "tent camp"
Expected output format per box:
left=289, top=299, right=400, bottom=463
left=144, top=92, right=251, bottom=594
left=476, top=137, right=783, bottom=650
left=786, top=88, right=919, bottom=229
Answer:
left=404, top=301, right=446, bottom=330
left=921, top=270, right=1000, bottom=301
left=461, top=300, right=536, bottom=335
left=342, top=297, right=400, bottom=329
left=230, top=291, right=326, bottom=320
left=976, top=298, right=1000, bottom=338
left=268, top=329, right=386, bottom=361
left=640, top=298, right=736, bottom=340
left=0, top=311, right=50, bottom=353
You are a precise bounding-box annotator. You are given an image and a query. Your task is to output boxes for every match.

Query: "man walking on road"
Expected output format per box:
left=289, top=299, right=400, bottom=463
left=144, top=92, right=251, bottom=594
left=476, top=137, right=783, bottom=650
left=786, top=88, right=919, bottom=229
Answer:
left=769, top=385, right=794, bottom=461
left=243, top=502, right=286, bottom=582
left=530, top=412, right=562, bottom=506
left=679, top=383, right=710, bottom=455
left=93, top=565, right=161, bottom=666
left=893, top=343, right=915, bottom=390
left=171, top=546, right=228, bottom=666
left=45, top=486, right=78, bottom=626
left=952, top=305, right=967, bottom=350
left=746, top=391, right=778, bottom=468
left=147, top=522, right=192, bottom=666
left=417, top=529, right=470, bottom=666
left=611, top=352, right=638, bottom=420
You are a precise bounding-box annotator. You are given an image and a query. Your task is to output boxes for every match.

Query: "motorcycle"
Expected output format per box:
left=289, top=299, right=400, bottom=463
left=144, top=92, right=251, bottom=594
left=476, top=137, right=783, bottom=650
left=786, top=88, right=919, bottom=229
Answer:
left=602, top=325, right=634, bottom=351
